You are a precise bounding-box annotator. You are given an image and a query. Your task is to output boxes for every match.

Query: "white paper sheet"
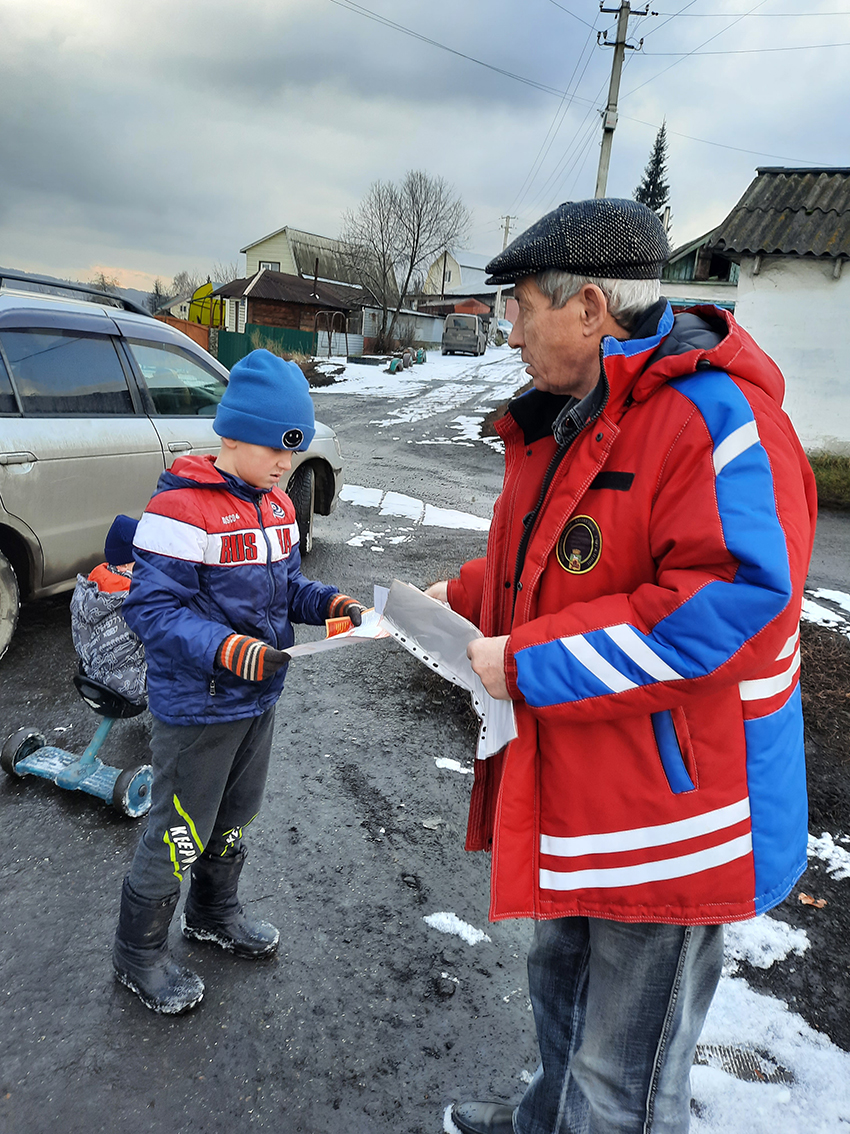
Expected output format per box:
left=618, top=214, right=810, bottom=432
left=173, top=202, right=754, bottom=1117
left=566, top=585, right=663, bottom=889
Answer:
left=286, top=581, right=516, bottom=759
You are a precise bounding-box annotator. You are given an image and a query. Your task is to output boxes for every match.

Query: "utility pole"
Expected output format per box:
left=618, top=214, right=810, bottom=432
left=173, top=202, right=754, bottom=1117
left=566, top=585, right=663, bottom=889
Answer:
left=594, top=2, right=650, bottom=198
left=491, top=214, right=516, bottom=340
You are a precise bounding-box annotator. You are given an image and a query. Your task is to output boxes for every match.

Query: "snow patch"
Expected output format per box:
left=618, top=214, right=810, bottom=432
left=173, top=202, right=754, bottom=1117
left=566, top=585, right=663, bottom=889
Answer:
left=693, top=975, right=850, bottom=1133
left=723, top=916, right=809, bottom=975
left=341, top=484, right=490, bottom=533
left=435, top=757, right=474, bottom=775
left=424, top=912, right=491, bottom=945
left=808, top=831, right=850, bottom=881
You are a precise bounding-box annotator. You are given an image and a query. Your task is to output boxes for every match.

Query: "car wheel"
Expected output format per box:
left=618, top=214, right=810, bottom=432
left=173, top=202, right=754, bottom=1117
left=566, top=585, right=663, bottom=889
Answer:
left=0, top=550, right=20, bottom=663
left=287, top=464, right=315, bottom=555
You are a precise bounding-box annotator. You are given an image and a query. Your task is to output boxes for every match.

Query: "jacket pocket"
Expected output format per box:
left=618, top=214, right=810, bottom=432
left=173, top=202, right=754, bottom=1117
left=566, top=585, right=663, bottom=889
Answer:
left=651, top=708, right=696, bottom=794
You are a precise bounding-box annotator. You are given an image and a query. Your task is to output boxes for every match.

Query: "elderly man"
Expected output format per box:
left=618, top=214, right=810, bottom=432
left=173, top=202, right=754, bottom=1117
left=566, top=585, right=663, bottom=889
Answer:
left=428, top=199, right=816, bottom=1134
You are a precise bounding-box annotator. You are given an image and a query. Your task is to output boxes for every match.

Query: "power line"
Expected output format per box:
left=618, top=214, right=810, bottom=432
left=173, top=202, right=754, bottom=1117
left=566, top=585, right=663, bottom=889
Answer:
left=326, top=0, right=830, bottom=173
left=640, top=0, right=699, bottom=40
left=546, top=0, right=598, bottom=30
left=643, top=40, right=850, bottom=53
left=653, top=8, right=850, bottom=13
left=325, top=0, right=588, bottom=99
left=622, top=0, right=769, bottom=98
left=509, top=19, right=601, bottom=213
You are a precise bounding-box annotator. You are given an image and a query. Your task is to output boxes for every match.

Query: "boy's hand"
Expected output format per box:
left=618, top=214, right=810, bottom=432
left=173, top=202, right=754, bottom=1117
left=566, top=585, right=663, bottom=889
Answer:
left=216, top=634, right=290, bottom=681
left=327, top=593, right=366, bottom=627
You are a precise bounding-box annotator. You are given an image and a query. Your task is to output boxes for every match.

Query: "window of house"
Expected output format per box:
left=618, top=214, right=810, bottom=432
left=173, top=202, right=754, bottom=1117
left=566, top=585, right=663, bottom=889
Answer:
left=0, top=329, right=133, bottom=415
left=127, top=340, right=227, bottom=417
left=259, top=261, right=280, bottom=272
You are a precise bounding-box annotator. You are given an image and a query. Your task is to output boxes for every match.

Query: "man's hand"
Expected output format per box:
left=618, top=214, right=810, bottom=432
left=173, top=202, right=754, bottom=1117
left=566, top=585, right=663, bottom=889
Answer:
left=467, top=635, right=511, bottom=700
left=424, top=580, right=449, bottom=603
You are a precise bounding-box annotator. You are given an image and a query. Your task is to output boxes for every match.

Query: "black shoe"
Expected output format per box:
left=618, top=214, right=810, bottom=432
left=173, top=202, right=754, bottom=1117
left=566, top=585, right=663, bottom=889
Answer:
left=451, top=1101, right=516, bottom=1134
left=181, top=846, right=279, bottom=959
left=113, top=877, right=204, bottom=1015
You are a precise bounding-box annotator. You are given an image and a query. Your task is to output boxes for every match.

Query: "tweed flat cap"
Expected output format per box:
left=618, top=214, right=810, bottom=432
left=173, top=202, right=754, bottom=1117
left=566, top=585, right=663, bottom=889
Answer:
left=485, top=198, right=669, bottom=284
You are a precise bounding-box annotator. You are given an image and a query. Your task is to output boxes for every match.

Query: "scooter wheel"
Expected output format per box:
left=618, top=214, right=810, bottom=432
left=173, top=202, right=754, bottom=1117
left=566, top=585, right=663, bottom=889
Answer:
left=1, top=728, right=46, bottom=776
left=113, top=764, right=154, bottom=818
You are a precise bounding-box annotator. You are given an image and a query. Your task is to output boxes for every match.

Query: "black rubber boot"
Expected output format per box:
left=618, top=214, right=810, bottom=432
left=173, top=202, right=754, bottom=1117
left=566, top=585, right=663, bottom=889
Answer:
left=181, top=846, right=279, bottom=959
left=113, top=877, right=204, bottom=1014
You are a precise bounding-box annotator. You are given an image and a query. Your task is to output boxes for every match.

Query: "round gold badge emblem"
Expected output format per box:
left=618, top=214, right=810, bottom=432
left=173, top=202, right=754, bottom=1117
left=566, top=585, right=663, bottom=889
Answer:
left=556, top=515, right=602, bottom=574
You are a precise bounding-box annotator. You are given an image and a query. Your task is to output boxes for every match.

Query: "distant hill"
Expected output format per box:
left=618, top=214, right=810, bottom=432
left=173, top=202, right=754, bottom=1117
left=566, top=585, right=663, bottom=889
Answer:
left=0, top=265, right=152, bottom=313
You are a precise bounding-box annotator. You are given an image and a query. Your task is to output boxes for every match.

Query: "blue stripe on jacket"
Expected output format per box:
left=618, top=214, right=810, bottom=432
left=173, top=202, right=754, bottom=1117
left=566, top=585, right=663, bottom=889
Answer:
left=515, top=369, right=793, bottom=708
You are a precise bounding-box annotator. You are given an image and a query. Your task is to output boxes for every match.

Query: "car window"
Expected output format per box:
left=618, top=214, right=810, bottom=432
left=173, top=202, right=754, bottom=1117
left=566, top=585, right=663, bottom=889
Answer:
left=448, top=316, right=474, bottom=330
left=128, top=339, right=226, bottom=417
left=0, top=329, right=134, bottom=415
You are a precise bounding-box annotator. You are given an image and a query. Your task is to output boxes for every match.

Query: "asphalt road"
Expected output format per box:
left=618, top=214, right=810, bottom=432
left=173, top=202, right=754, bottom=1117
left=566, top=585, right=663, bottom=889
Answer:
left=1, top=350, right=848, bottom=1134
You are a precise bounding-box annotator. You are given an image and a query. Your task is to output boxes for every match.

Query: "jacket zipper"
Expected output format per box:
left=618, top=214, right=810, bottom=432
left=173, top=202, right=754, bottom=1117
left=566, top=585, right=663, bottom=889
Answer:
left=512, top=353, right=610, bottom=617
left=255, top=499, right=278, bottom=647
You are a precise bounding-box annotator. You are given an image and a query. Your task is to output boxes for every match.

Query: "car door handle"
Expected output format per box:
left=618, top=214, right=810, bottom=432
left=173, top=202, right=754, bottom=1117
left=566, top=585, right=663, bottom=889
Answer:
left=0, top=451, right=37, bottom=465
left=167, top=441, right=192, bottom=453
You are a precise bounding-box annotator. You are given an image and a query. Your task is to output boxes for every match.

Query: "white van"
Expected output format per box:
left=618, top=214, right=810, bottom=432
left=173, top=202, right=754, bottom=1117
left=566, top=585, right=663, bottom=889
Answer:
left=441, top=313, right=488, bottom=356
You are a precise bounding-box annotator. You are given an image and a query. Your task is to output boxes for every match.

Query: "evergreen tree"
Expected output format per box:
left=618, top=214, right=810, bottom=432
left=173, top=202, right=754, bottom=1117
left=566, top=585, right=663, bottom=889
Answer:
left=634, top=120, right=670, bottom=216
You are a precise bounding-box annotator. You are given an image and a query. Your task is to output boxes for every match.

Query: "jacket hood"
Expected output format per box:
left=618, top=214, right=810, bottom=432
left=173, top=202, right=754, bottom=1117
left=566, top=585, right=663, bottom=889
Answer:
left=605, top=303, right=786, bottom=410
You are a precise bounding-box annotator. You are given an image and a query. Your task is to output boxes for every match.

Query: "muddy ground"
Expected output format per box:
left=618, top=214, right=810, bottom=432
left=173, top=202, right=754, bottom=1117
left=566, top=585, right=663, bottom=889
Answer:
left=1, top=366, right=848, bottom=1132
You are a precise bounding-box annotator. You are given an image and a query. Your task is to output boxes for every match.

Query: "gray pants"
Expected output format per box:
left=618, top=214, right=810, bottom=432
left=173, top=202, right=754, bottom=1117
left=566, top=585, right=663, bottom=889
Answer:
left=127, top=708, right=275, bottom=900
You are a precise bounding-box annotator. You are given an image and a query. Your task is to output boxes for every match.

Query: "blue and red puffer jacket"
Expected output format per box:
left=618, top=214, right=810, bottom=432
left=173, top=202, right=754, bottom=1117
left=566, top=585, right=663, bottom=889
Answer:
left=123, top=454, right=337, bottom=725
left=447, top=302, right=817, bottom=926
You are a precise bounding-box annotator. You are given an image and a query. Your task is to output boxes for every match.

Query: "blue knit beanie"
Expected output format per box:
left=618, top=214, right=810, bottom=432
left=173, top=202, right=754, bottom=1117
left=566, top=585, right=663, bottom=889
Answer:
left=104, top=514, right=138, bottom=565
left=214, top=349, right=315, bottom=451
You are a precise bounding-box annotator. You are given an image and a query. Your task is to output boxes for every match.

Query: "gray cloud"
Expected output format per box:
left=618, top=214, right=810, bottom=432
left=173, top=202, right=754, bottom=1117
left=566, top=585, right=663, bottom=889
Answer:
left=1, top=0, right=847, bottom=285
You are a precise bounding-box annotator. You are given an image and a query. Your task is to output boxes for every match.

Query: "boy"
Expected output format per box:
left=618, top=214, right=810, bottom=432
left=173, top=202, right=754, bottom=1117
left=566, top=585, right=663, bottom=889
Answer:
left=70, top=514, right=146, bottom=705
left=113, top=349, right=364, bottom=1014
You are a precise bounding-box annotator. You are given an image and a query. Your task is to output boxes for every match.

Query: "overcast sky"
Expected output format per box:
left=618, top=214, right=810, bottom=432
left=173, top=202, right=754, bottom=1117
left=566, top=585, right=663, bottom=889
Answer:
left=1, top=0, right=848, bottom=293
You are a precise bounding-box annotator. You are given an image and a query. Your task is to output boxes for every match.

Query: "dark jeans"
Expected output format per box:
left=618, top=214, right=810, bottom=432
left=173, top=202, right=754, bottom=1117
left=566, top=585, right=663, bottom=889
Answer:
left=516, top=917, right=724, bottom=1134
left=127, top=708, right=275, bottom=899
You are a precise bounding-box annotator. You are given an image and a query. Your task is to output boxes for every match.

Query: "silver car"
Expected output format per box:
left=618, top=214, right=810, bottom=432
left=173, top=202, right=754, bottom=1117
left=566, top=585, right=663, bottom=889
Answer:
left=0, top=273, right=343, bottom=660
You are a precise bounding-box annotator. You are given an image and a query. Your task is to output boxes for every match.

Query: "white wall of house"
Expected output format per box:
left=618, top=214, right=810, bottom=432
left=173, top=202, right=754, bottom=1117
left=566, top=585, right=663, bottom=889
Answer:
left=424, top=253, right=461, bottom=295
left=244, top=232, right=298, bottom=277
left=660, top=280, right=738, bottom=308
left=733, top=255, right=850, bottom=455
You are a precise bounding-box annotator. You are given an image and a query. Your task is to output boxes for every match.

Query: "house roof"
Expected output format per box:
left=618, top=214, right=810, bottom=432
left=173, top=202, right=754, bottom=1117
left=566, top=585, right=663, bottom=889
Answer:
left=710, top=168, right=850, bottom=261
left=239, top=226, right=369, bottom=289
left=214, top=269, right=362, bottom=310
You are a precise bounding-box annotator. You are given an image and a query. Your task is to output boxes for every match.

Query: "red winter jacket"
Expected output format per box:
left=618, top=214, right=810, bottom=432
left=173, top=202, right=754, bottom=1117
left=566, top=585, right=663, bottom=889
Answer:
left=447, top=303, right=817, bottom=926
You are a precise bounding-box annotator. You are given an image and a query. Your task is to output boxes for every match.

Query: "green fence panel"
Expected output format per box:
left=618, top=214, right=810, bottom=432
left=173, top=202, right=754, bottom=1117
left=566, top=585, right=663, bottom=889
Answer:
left=214, top=325, right=316, bottom=370
left=215, top=329, right=250, bottom=370
left=245, top=324, right=315, bottom=357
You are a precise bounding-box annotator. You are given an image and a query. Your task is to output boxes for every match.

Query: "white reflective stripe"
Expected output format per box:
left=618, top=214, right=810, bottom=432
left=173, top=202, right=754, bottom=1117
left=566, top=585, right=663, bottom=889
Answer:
left=559, top=635, right=638, bottom=693
left=134, top=512, right=206, bottom=563
left=713, top=420, right=760, bottom=475
left=776, top=629, right=799, bottom=660
left=739, top=648, right=801, bottom=701
left=602, top=623, right=685, bottom=682
left=540, top=797, right=750, bottom=857
left=539, top=833, right=753, bottom=891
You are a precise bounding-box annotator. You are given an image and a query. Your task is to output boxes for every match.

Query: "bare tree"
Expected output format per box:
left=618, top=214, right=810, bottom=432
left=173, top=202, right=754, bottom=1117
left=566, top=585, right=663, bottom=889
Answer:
left=341, top=179, right=403, bottom=351
left=341, top=170, right=470, bottom=351
left=147, top=278, right=173, bottom=314
left=172, top=269, right=203, bottom=296
left=89, top=271, right=121, bottom=294
left=389, top=170, right=469, bottom=343
left=211, top=260, right=240, bottom=284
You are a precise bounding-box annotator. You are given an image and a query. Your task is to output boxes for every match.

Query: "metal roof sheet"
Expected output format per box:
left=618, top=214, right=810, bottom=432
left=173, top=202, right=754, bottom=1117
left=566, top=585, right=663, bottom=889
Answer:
left=710, top=168, right=850, bottom=259
left=214, top=270, right=358, bottom=309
